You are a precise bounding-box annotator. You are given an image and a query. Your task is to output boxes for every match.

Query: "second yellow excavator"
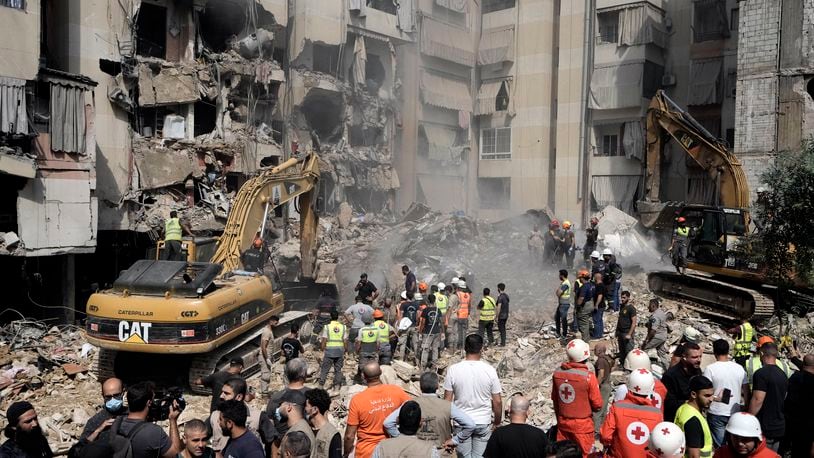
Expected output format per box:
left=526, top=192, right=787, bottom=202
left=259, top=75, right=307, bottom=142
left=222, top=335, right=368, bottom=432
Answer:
left=84, top=152, right=336, bottom=391
left=639, top=91, right=812, bottom=321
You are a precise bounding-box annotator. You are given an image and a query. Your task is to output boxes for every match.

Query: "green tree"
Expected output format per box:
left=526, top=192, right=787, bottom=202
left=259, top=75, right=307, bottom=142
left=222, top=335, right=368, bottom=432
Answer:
left=754, top=140, right=814, bottom=285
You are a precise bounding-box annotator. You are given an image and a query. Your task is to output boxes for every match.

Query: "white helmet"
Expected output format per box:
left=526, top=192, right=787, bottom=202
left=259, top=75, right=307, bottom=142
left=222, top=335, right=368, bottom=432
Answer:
left=682, top=326, right=701, bottom=343
left=624, top=348, right=651, bottom=371
left=649, top=422, right=685, bottom=458
left=602, top=248, right=613, bottom=256
left=628, top=368, right=656, bottom=396
left=725, top=412, right=762, bottom=439
left=400, top=291, right=407, bottom=300
left=458, top=280, right=467, bottom=288
left=451, top=277, right=459, bottom=285
left=437, top=282, right=446, bottom=290
left=414, top=292, right=423, bottom=301
left=650, top=363, right=664, bottom=379
left=590, top=250, right=600, bottom=259
left=398, top=317, right=413, bottom=331
left=566, top=339, right=590, bottom=362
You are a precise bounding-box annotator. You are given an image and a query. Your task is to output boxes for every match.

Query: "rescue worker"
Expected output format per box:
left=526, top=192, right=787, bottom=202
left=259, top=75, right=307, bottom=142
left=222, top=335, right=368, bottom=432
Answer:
left=570, top=269, right=588, bottom=333
left=562, top=221, right=576, bottom=269
left=590, top=250, right=606, bottom=278
left=355, top=313, right=380, bottom=383
left=373, top=309, right=395, bottom=366
left=617, top=349, right=669, bottom=413
left=583, top=216, right=599, bottom=264
left=602, top=248, right=623, bottom=311
left=713, top=413, right=780, bottom=458
left=600, top=368, right=663, bottom=457
left=555, top=269, right=572, bottom=338
left=544, top=220, right=561, bottom=264
left=162, top=210, right=192, bottom=261
left=729, top=319, right=755, bottom=366
left=240, top=237, right=268, bottom=273
left=745, top=336, right=792, bottom=389
left=432, top=284, right=450, bottom=349
left=318, top=310, right=347, bottom=389
left=670, top=217, right=690, bottom=275
left=476, top=287, right=497, bottom=347
left=418, top=293, right=443, bottom=369
left=551, top=339, right=603, bottom=456
left=313, top=289, right=338, bottom=336
left=453, top=280, right=471, bottom=352
left=396, top=292, right=420, bottom=362
left=528, top=224, right=545, bottom=266
left=674, top=375, right=714, bottom=458
left=551, top=220, right=566, bottom=266
left=574, top=270, right=594, bottom=341
left=648, top=422, right=686, bottom=458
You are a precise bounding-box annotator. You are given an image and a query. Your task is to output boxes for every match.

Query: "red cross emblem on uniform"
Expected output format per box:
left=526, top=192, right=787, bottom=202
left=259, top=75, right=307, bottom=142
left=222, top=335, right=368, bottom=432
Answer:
left=567, top=341, right=576, bottom=348
left=661, top=428, right=671, bottom=435
left=626, top=421, right=650, bottom=445
left=558, top=382, right=575, bottom=404
left=632, top=349, right=644, bottom=355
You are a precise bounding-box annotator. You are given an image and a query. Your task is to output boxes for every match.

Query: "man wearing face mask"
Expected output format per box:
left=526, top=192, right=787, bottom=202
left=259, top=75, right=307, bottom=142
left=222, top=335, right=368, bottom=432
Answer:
left=305, top=389, right=342, bottom=458
left=276, top=390, right=315, bottom=458
left=219, top=400, right=265, bottom=458
left=209, top=378, right=267, bottom=455
left=1, top=401, right=53, bottom=457
left=78, top=378, right=128, bottom=444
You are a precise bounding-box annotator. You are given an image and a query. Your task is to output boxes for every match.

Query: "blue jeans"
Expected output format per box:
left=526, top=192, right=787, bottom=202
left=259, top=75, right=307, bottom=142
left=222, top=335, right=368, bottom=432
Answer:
left=612, top=280, right=621, bottom=311
left=591, top=306, right=604, bottom=339
left=707, top=413, right=730, bottom=449
left=455, top=423, right=491, bottom=458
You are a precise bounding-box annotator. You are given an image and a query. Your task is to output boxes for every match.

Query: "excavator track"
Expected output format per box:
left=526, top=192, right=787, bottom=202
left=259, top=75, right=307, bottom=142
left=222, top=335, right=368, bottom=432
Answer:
left=188, top=310, right=312, bottom=395
left=648, top=271, right=775, bottom=322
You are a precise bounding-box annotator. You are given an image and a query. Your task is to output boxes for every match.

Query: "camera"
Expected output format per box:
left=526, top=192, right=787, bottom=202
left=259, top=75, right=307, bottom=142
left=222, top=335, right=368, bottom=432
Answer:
left=148, top=387, right=186, bottom=421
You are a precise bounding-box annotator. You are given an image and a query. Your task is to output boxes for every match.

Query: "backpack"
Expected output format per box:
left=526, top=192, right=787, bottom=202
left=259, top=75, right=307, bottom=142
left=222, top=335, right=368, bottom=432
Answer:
left=108, top=417, right=151, bottom=458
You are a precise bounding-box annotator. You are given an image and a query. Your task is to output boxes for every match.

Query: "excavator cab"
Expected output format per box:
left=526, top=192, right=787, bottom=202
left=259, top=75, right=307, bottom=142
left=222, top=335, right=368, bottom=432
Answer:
left=677, top=205, right=750, bottom=269
left=152, top=237, right=219, bottom=263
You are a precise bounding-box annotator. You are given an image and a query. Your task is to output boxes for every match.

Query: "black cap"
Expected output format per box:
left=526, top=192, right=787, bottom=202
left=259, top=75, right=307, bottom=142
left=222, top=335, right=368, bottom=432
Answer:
left=6, top=401, right=34, bottom=426
left=360, top=273, right=368, bottom=279
left=280, top=389, right=306, bottom=407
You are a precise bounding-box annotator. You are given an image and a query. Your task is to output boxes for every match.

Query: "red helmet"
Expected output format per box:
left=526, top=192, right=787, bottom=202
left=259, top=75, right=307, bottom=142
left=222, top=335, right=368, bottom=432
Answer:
left=590, top=217, right=599, bottom=225
left=252, top=238, right=263, bottom=248
left=550, top=219, right=560, bottom=227
left=677, top=217, right=686, bottom=223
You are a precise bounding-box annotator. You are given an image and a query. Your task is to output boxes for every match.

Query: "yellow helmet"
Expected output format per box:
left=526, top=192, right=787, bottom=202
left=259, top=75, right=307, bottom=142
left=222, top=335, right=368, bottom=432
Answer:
left=562, top=220, right=572, bottom=229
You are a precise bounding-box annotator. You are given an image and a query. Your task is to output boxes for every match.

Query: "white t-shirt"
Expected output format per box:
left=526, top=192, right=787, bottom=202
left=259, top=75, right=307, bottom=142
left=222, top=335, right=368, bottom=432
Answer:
left=703, top=360, right=746, bottom=416
left=443, top=359, right=502, bottom=424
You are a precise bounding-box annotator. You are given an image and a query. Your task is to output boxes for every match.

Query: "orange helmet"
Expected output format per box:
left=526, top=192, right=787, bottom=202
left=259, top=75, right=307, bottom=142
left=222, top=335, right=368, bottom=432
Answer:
left=578, top=269, right=590, bottom=279
left=677, top=217, right=686, bottom=223
left=562, top=221, right=572, bottom=229
left=252, top=238, right=263, bottom=248
left=418, top=282, right=428, bottom=293
left=372, top=309, right=384, bottom=319
left=757, top=336, right=774, bottom=348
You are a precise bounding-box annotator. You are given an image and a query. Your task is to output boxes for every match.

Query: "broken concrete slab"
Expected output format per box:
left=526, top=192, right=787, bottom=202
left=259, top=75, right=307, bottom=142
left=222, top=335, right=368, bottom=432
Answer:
left=137, top=63, right=200, bottom=107
left=133, top=143, right=202, bottom=190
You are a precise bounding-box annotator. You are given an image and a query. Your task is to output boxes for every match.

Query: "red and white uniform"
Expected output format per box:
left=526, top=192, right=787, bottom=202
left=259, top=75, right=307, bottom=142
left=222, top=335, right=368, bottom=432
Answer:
left=552, top=360, right=603, bottom=455
left=601, top=392, right=663, bottom=458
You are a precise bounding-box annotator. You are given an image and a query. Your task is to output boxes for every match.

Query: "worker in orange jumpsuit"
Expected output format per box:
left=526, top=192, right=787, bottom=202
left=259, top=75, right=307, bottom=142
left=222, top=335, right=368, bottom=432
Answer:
left=620, top=348, right=669, bottom=413
left=601, top=368, right=663, bottom=457
left=552, top=338, right=603, bottom=455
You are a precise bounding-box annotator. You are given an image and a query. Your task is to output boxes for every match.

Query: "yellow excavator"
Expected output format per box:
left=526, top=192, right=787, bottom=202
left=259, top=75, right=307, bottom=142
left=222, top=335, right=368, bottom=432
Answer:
left=85, top=152, right=336, bottom=391
left=639, top=90, right=812, bottom=321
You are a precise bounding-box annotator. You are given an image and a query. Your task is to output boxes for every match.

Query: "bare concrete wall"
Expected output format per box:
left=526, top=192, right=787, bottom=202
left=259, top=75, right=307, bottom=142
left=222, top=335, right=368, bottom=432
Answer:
left=0, top=0, right=41, bottom=80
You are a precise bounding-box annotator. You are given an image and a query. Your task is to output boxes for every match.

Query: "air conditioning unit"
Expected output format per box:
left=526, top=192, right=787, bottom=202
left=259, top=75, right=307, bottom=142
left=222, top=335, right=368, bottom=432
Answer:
left=661, top=73, right=677, bottom=87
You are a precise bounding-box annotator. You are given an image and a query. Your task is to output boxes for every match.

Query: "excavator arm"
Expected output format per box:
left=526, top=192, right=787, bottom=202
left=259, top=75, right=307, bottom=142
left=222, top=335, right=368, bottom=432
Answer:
left=641, top=90, right=750, bottom=227
left=210, top=152, right=321, bottom=277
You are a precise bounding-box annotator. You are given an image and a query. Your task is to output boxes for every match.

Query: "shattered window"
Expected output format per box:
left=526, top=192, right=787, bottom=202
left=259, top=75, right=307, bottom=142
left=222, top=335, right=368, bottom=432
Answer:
left=597, top=11, right=619, bottom=44
left=478, top=177, right=511, bottom=209
left=0, top=0, right=24, bottom=9
left=482, top=0, right=515, bottom=14
left=693, top=0, right=729, bottom=42
left=480, top=127, right=511, bottom=160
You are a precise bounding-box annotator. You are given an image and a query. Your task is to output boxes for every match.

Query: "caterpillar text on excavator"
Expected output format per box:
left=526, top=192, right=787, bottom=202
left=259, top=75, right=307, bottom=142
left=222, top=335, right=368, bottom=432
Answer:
left=84, top=152, right=336, bottom=392
left=639, top=90, right=813, bottom=322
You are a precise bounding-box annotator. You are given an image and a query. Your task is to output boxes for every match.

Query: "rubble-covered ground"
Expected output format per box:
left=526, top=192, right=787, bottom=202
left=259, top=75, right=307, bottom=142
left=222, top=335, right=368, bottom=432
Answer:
left=2, top=206, right=813, bottom=453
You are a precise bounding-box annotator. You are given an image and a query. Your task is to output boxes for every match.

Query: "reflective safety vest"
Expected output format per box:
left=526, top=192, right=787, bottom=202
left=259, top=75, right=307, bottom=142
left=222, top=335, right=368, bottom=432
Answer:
left=165, top=217, right=182, bottom=241
left=560, top=279, right=572, bottom=302
left=734, top=322, right=754, bottom=358
left=480, top=296, right=496, bottom=322
left=746, top=356, right=792, bottom=387
left=358, top=325, right=379, bottom=353
left=675, top=403, right=712, bottom=458
left=606, top=401, right=662, bottom=458
left=552, top=367, right=593, bottom=419
left=435, top=293, right=448, bottom=315
left=325, top=321, right=346, bottom=348
left=573, top=279, right=583, bottom=304
left=675, top=226, right=689, bottom=240
left=374, top=319, right=391, bottom=345
left=456, top=291, right=471, bottom=319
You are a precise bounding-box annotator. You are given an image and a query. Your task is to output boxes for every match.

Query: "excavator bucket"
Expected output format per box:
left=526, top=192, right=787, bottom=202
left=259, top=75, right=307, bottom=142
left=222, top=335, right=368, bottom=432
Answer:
left=280, top=261, right=338, bottom=312
left=638, top=201, right=683, bottom=230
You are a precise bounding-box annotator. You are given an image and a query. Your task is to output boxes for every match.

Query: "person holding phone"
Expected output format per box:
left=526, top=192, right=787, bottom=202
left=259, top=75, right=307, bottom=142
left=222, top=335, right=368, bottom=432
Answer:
left=703, top=339, right=747, bottom=448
